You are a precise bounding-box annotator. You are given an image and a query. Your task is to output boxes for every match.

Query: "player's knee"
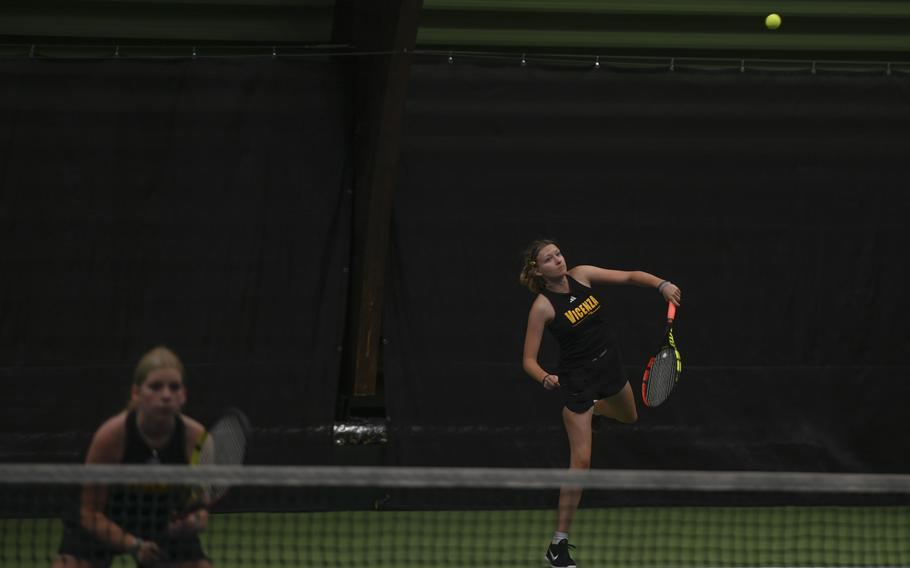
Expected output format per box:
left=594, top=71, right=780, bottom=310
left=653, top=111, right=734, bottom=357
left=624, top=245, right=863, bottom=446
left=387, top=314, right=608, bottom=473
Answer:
left=618, top=408, right=638, bottom=424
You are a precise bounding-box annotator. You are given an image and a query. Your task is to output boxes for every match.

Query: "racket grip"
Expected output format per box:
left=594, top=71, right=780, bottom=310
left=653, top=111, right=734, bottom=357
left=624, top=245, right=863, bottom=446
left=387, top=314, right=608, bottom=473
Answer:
left=666, top=302, right=677, bottom=320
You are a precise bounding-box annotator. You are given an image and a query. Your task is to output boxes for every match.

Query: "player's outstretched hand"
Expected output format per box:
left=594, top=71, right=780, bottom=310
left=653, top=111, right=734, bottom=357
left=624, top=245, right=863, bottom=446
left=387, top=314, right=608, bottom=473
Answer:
left=660, top=283, right=682, bottom=306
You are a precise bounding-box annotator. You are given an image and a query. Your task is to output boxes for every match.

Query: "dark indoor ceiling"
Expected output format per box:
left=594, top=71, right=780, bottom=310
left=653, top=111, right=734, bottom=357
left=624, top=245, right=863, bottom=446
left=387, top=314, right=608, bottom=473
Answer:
left=0, top=0, right=908, bottom=62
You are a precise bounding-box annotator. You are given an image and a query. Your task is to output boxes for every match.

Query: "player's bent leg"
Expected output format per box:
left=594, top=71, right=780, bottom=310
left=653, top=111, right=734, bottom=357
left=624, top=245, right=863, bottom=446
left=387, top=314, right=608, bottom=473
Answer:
left=594, top=382, right=637, bottom=424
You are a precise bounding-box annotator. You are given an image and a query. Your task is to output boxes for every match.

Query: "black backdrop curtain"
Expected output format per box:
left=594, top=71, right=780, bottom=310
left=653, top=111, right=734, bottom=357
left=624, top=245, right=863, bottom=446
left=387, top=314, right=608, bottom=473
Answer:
left=384, top=59, right=910, bottom=471
left=0, top=59, right=352, bottom=464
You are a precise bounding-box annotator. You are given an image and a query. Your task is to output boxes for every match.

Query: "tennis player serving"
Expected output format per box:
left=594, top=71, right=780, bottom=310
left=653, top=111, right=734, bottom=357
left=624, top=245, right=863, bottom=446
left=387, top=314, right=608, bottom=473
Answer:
left=52, top=346, right=212, bottom=568
left=520, top=239, right=681, bottom=568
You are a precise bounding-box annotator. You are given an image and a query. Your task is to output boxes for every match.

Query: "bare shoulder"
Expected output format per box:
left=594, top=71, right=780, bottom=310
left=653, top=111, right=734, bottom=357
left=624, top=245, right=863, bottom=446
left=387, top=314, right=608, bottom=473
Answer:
left=94, top=412, right=127, bottom=441
left=530, top=293, right=555, bottom=321
left=86, top=412, right=128, bottom=463
left=570, top=264, right=630, bottom=286
left=181, top=414, right=207, bottom=460
left=568, top=265, right=596, bottom=285
left=181, top=415, right=206, bottom=440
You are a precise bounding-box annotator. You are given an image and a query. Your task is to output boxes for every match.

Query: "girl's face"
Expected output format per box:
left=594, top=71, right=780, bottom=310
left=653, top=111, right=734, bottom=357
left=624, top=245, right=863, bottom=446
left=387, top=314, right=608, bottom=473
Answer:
left=132, top=367, right=185, bottom=416
left=535, top=244, right=567, bottom=279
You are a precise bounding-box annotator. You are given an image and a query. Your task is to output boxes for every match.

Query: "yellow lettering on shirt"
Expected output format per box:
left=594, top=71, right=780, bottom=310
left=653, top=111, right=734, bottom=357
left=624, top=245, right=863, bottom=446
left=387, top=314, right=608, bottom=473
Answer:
left=563, top=295, right=600, bottom=326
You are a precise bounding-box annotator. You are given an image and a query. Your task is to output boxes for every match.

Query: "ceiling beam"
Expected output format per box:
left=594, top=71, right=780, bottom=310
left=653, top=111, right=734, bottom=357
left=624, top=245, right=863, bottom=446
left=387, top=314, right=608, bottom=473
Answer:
left=339, top=0, right=423, bottom=411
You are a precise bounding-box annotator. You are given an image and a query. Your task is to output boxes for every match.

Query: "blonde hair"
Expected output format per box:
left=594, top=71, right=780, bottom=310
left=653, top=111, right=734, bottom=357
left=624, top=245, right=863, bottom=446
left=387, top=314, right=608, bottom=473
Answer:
left=133, top=345, right=185, bottom=387
left=519, top=239, right=557, bottom=293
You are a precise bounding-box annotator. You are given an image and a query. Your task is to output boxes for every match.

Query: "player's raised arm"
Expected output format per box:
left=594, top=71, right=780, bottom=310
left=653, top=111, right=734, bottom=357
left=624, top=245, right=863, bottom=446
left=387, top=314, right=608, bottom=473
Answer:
left=571, top=265, right=681, bottom=305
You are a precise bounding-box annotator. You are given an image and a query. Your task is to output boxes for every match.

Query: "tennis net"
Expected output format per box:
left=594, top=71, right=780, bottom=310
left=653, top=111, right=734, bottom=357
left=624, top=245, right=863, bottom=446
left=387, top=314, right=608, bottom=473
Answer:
left=2, top=464, right=909, bottom=567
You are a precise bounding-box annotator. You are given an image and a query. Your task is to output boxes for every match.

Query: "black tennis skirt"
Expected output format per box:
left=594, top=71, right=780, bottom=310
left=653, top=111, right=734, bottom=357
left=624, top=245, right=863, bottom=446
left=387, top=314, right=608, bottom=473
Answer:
left=560, top=345, right=627, bottom=413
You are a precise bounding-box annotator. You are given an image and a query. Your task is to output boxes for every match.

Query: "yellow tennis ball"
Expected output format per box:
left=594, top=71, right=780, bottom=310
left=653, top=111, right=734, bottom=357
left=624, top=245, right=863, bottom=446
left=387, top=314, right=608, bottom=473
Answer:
left=765, top=13, right=781, bottom=30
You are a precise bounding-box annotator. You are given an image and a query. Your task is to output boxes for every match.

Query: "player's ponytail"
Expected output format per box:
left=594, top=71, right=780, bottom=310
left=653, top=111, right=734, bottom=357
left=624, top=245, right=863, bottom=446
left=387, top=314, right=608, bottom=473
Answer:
left=519, top=239, right=556, bottom=293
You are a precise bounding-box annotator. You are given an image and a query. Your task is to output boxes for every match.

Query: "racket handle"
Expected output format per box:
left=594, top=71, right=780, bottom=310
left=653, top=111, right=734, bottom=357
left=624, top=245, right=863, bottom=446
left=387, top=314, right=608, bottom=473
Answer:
left=666, top=302, right=677, bottom=320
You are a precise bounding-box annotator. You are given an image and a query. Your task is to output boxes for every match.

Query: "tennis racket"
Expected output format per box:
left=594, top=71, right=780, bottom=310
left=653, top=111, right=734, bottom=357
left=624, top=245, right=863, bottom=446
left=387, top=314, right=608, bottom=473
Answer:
left=180, top=407, right=252, bottom=515
left=641, top=302, right=682, bottom=408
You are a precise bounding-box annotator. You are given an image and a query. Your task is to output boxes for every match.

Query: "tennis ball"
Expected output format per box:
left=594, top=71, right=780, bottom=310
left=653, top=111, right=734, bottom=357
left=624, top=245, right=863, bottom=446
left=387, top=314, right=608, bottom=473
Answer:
left=765, top=13, right=781, bottom=30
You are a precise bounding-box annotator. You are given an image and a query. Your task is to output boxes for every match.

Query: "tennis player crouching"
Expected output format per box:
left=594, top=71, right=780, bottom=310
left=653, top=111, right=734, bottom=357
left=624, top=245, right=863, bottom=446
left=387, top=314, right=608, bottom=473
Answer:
left=520, top=239, right=681, bottom=568
left=52, top=346, right=212, bottom=568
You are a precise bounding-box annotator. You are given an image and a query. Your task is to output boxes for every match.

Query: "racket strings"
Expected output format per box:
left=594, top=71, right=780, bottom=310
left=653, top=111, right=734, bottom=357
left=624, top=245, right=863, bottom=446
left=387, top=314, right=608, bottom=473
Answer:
left=200, top=413, right=251, bottom=502
left=646, top=347, right=679, bottom=406
left=211, top=416, right=249, bottom=465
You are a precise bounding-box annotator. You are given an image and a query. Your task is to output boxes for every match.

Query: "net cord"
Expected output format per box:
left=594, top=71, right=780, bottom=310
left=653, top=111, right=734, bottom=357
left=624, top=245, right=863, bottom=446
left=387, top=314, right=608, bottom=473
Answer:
left=2, top=464, right=910, bottom=494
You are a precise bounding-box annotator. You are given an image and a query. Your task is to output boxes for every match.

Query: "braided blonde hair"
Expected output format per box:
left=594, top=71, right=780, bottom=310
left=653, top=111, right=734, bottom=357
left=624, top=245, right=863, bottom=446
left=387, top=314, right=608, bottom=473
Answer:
left=519, top=239, right=557, bottom=293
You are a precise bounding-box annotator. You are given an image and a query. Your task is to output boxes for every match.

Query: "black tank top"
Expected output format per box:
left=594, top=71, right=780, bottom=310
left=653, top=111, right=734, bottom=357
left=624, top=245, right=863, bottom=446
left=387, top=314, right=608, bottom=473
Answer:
left=540, top=275, right=615, bottom=368
left=123, top=409, right=188, bottom=464
left=100, top=411, right=190, bottom=533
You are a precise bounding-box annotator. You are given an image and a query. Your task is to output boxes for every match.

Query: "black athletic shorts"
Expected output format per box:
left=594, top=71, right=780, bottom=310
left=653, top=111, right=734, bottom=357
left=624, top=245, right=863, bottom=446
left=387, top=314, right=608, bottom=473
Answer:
left=57, top=521, right=209, bottom=566
left=560, top=345, right=627, bottom=414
